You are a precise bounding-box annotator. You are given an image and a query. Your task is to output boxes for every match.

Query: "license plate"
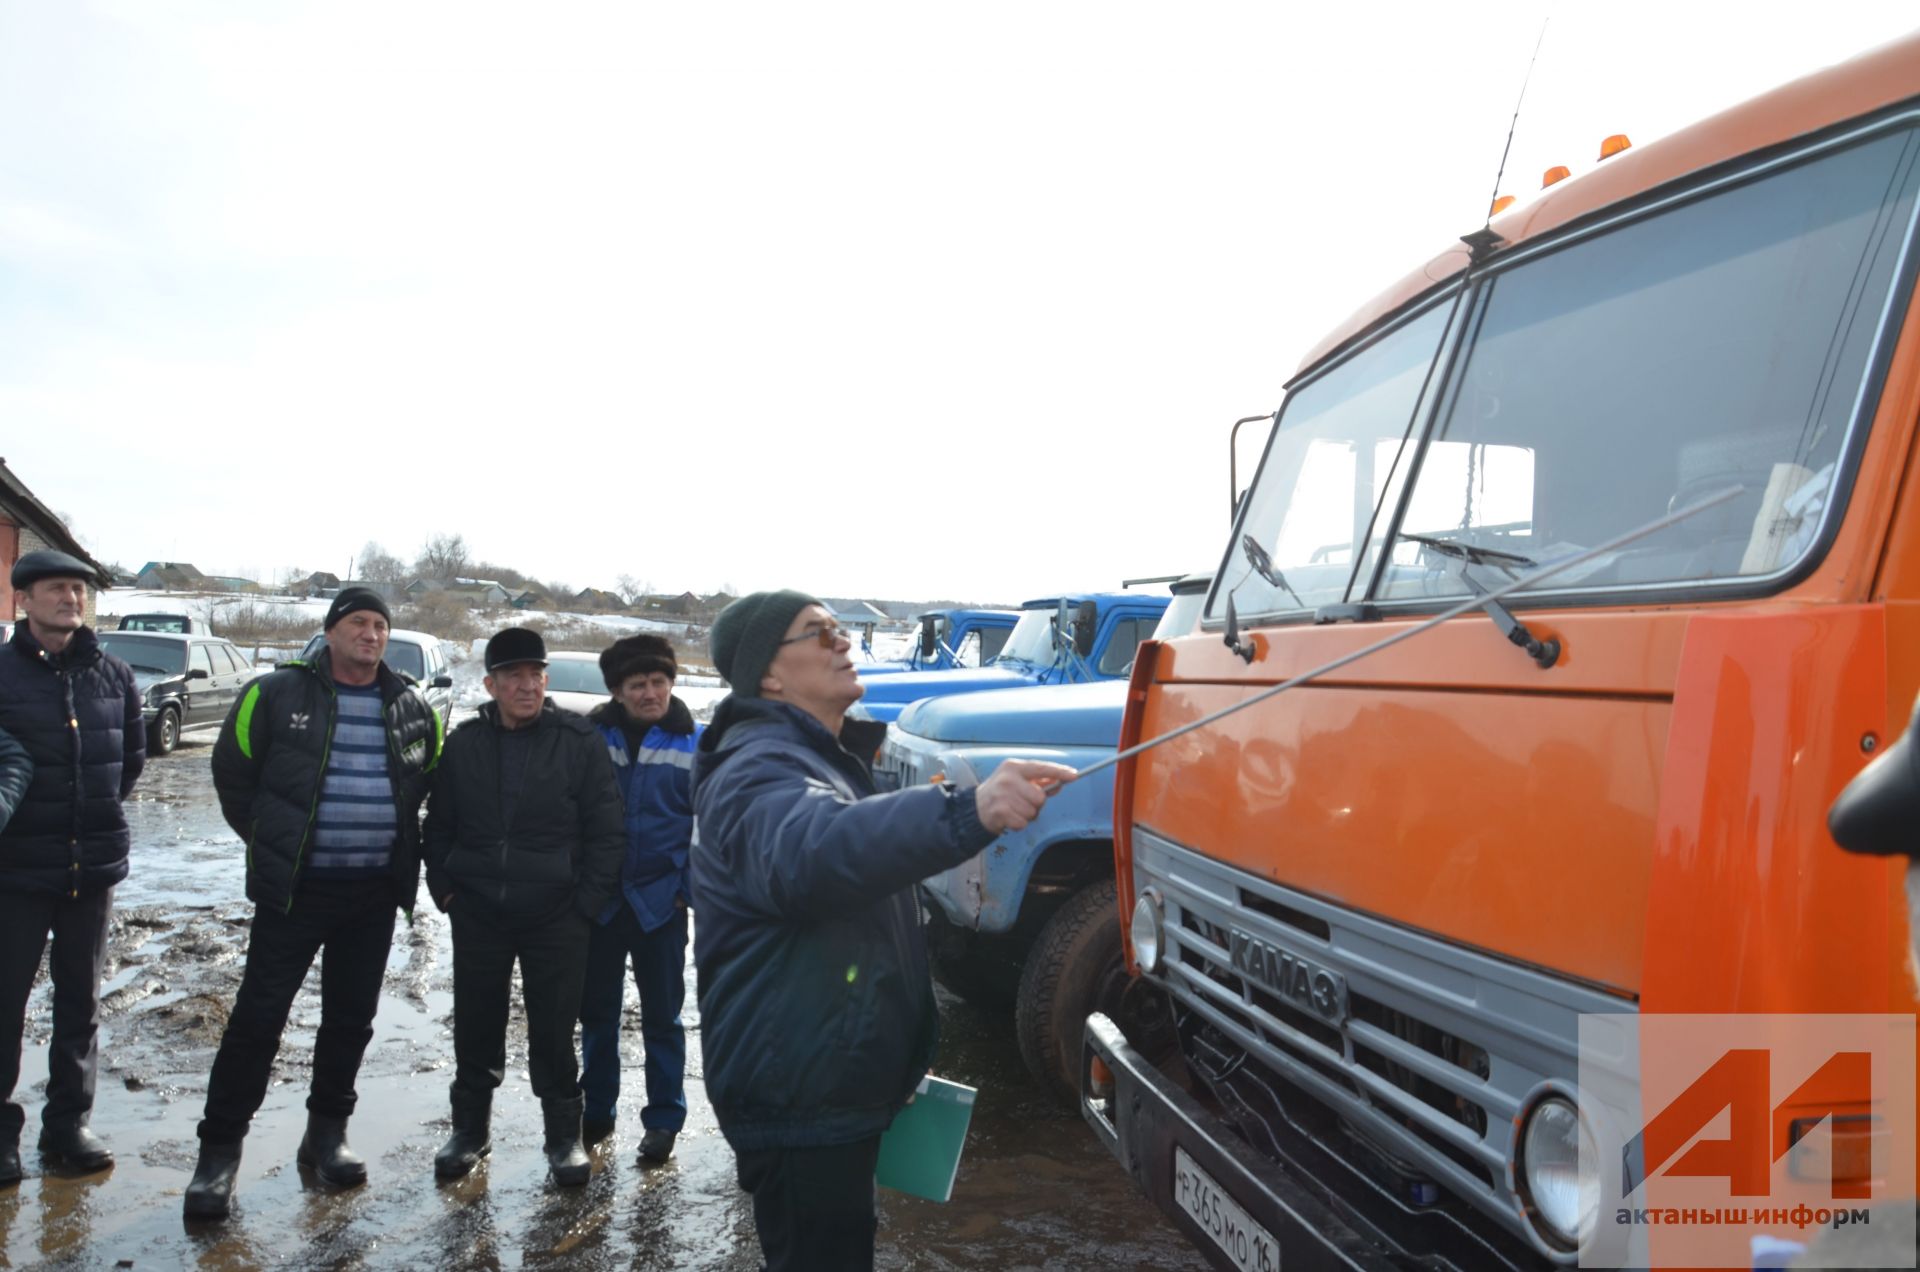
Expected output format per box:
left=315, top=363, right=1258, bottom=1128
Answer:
left=1174, top=1146, right=1281, bottom=1272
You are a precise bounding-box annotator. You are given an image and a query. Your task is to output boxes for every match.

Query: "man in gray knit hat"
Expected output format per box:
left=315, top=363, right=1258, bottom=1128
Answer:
left=690, top=591, right=1073, bottom=1269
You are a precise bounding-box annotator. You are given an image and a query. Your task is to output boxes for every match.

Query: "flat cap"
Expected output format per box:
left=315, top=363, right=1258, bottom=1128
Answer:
left=11, top=549, right=101, bottom=590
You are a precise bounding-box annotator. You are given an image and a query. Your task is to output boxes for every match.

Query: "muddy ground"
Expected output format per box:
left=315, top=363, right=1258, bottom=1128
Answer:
left=0, top=735, right=1207, bottom=1271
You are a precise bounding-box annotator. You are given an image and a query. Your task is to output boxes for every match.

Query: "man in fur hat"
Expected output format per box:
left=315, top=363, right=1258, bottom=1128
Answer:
left=577, top=633, right=701, bottom=1163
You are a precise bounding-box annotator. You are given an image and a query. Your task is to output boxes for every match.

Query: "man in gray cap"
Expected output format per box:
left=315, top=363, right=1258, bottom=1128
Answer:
left=0, top=550, right=142, bottom=1186
left=423, top=627, right=624, bottom=1186
left=690, top=591, right=1073, bottom=1269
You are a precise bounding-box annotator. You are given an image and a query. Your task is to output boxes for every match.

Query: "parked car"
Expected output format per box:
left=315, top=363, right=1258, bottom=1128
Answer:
left=542, top=651, right=608, bottom=715
left=97, top=631, right=262, bottom=755
left=118, top=613, right=197, bottom=634
left=879, top=573, right=1211, bottom=1102
left=298, top=627, right=455, bottom=722
left=852, top=592, right=1170, bottom=725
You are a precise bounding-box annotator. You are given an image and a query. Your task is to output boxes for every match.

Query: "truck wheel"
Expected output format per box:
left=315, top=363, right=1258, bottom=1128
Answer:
left=149, top=707, right=180, bottom=756
left=1016, top=878, right=1174, bottom=1107
left=926, top=908, right=1019, bottom=1010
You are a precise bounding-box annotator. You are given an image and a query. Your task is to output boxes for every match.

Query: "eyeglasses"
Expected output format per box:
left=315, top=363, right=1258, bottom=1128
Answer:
left=775, top=622, right=845, bottom=650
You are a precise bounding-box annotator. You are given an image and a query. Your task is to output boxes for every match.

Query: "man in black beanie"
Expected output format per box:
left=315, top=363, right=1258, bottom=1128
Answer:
left=578, top=633, right=700, bottom=1162
left=424, top=627, right=624, bottom=1187
left=690, top=592, right=1074, bottom=1269
left=185, top=584, right=440, bottom=1218
left=0, top=550, right=141, bottom=1187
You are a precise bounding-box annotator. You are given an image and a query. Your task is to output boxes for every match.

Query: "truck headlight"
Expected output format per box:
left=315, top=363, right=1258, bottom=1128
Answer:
left=1519, top=1095, right=1597, bottom=1249
left=1130, top=889, right=1164, bottom=974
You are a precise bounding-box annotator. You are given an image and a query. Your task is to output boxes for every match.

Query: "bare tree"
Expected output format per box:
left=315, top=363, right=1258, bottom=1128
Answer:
left=616, top=574, right=647, bottom=606
left=415, top=533, right=471, bottom=581
left=358, top=541, right=409, bottom=584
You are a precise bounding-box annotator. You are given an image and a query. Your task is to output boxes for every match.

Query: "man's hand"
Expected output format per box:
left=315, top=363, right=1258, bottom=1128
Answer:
left=974, top=759, right=1077, bottom=835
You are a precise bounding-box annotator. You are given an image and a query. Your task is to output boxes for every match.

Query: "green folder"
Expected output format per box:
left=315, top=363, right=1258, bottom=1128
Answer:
left=876, top=1074, right=977, bottom=1203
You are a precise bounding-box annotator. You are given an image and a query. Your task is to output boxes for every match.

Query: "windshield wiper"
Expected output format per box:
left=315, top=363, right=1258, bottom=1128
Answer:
left=1402, top=533, right=1559, bottom=669
left=1240, top=533, right=1302, bottom=608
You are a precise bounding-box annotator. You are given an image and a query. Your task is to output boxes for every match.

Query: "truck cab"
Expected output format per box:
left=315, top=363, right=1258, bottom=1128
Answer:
left=1087, top=35, right=1920, bottom=1272
left=854, top=591, right=1167, bottom=725
left=881, top=574, right=1209, bottom=1103
left=858, top=607, right=1019, bottom=677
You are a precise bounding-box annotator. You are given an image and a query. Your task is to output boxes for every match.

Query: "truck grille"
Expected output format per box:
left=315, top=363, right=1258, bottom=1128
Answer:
left=1136, top=826, right=1631, bottom=1261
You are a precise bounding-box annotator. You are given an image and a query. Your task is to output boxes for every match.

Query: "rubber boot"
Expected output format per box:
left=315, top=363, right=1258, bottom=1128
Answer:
left=38, top=1121, right=112, bottom=1173
left=542, top=1096, right=590, bottom=1187
left=638, top=1128, right=677, bottom=1165
left=183, top=1140, right=243, bottom=1220
left=297, top=1113, right=366, bottom=1187
left=434, top=1094, right=491, bottom=1181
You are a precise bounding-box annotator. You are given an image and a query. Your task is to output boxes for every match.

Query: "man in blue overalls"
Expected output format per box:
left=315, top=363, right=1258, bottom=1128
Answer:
left=580, top=634, right=700, bottom=1163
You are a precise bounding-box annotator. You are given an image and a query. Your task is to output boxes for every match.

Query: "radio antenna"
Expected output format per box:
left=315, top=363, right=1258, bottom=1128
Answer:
left=1482, top=19, right=1550, bottom=228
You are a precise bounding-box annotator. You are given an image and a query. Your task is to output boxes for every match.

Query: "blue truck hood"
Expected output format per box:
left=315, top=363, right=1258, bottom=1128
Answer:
left=856, top=665, right=1037, bottom=708
left=896, top=680, right=1127, bottom=747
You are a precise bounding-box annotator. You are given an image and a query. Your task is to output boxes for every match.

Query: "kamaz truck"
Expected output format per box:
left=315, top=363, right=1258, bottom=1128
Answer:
left=855, top=591, right=1168, bottom=725
left=878, top=574, right=1209, bottom=1104
left=1086, top=31, right=1920, bottom=1272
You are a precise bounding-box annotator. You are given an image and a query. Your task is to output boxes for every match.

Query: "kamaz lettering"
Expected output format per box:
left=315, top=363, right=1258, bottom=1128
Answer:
left=1227, top=928, right=1346, bottom=1024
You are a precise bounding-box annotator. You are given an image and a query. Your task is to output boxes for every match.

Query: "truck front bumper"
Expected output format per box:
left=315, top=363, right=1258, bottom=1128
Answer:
left=1082, top=1012, right=1557, bottom=1272
left=1083, top=1011, right=1397, bottom=1271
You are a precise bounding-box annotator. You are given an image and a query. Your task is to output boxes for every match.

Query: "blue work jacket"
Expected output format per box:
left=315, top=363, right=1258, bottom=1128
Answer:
left=590, top=695, right=700, bottom=933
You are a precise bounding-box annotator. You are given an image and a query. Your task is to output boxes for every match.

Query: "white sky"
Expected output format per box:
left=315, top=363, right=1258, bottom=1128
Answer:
left=2, top=2, right=1915, bottom=602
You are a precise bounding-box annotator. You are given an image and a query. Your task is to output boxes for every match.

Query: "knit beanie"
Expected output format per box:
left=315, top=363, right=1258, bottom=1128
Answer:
left=709, top=589, right=820, bottom=698
left=600, top=633, right=679, bottom=690
left=325, top=586, right=391, bottom=630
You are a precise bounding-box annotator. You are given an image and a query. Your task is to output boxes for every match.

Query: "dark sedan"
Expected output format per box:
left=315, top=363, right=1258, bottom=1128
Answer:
left=96, top=631, right=260, bottom=755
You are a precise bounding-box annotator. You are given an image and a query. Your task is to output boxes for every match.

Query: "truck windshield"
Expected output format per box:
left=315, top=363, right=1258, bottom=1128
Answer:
left=996, top=609, right=1059, bottom=666
left=1220, top=125, right=1920, bottom=624
left=1212, top=302, right=1454, bottom=622
left=1374, top=126, right=1920, bottom=602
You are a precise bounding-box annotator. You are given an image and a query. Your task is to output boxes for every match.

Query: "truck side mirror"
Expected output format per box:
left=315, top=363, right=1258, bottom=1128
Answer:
left=919, top=617, right=937, bottom=659
left=1074, top=601, right=1098, bottom=658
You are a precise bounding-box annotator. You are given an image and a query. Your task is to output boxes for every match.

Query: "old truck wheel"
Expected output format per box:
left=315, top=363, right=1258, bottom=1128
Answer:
left=925, top=908, right=1019, bottom=1010
left=1015, top=878, right=1174, bottom=1106
left=149, top=707, right=180, bottom=756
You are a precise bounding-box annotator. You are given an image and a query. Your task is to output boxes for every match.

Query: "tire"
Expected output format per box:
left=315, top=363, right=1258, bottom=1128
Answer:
left=925, top=908, right=1020, bottom=1010
left=149, top=707, right=180, bottom=757
left=1015, top=878, right=1176, bottom=1107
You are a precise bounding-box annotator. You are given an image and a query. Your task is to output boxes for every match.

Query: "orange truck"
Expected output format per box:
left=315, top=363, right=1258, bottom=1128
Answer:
left=1084, top=29, right=1920, bottom=1271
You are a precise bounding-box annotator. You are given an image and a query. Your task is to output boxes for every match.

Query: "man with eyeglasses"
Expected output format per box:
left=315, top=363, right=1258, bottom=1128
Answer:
left=691, top=590, right=1074, bottom=1270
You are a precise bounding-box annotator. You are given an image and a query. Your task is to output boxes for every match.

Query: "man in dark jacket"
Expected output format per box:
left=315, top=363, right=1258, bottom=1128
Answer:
left=579, top=634, right=700, bottom=1163
left=0, top=550, right=143, bottom=1187
left=183, top=587, right=442, bottom=1219
left=691, top=590, right=1070, bottom=1271
left=424, top=627, right=624, bottom=1186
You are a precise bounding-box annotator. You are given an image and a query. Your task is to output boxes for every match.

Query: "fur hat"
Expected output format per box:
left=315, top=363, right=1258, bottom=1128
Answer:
left=600, top=633, right=678, bottom=690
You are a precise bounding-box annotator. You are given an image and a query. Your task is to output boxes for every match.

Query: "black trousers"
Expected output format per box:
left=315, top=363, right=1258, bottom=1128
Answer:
left=734, top=1136, right=883, bottom=1272
left=449, top=901, right=590, bottom=1105
left=0, top=888, right=113, bottom=1139
left=197, top=877, right=396, bottom=1143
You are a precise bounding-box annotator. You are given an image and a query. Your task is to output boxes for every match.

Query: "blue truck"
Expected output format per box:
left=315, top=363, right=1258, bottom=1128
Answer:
left=853, top=591, right=1169, bottom=725
left=858, top=607, right=1020, bottom=677
left=875, top=573, right=1209, bottom=1103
